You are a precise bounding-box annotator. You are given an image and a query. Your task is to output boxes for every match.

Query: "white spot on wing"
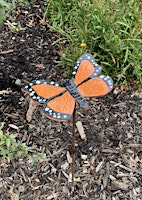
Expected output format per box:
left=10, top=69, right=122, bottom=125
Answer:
left=45, top=107, right=49, bottom=111
left=36, top=80, right=41, bottom=84
left=30, top=92, right=35, bottom=96
left=50, top=81, right=54, bottom=85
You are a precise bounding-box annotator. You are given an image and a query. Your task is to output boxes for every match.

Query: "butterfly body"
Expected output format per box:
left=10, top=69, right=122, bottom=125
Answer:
left=22, top=53, right=113, bottom=121
left=62, top=79, right=88, bottom=109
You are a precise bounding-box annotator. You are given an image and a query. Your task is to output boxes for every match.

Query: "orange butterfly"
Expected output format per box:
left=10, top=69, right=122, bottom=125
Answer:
left=22, top=54, right=113, bottom=121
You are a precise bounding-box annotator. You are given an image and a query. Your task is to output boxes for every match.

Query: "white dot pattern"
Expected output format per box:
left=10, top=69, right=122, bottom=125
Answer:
left=44, top=106, right=72, bottom=120
left=99, top=75, right=113, bottom=89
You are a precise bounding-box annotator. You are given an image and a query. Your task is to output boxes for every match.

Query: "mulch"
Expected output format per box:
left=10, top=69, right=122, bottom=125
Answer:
left=0, top=1, right=142, bottom=200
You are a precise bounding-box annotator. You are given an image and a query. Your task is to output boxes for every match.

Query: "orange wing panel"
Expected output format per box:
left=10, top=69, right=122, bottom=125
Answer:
left=78, top=77, right=111, bottom=97
left=74, top=60, right=95, bottom=85
left=48, top=92, right=75, bottom=114
left=32, top=84, right=66, bottom=99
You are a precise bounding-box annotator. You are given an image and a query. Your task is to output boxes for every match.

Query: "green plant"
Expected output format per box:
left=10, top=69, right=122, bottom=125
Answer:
left=45, top=0, right=142, bottom=84
left=0, top=122, right=28, bottom=161
left=29, top=153, right=46, bottom=165
left=0, top=0, right=28, bottom=25
left=6, top=20, right=23, bottom=32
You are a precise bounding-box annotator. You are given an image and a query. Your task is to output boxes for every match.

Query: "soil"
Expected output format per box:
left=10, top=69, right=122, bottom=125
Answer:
left=0, top=1, right=142, bottom=200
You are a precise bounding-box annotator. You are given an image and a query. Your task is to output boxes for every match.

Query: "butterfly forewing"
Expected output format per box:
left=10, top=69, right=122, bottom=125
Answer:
left=73, top=54, right=102, bottom=85
left=22, top=80, right=66, bottom=105
left=44, top=91, right=75, bottom=121
left=77, top=75, right=113, bottom=97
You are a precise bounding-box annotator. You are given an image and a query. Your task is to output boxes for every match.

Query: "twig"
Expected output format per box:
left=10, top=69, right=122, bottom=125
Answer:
left=127, top=143, right=142, bottom=148
left=0, top=49, right=14, bottom=54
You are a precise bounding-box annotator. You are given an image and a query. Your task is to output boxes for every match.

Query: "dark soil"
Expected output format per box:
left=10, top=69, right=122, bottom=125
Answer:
left=0, top=1, right=142, bottom=200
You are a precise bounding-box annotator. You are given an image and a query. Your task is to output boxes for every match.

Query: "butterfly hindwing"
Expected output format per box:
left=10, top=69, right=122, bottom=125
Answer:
left=44, top=91, right=75, bottom=121
left=22, top=80, right=66, bottom=105
left=77, top=75, right=113, bottom=97
left=73, top=53, right=102, bottom=85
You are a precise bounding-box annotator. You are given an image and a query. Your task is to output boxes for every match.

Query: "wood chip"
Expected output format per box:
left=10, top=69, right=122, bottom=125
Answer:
left=61, top=161, right=69, bottom=170
left=47, top=193, right=58, bottom=200
left=26, top=99, right=38, bottom=122
left=0, top=90, right=9, bottom=95
left=0, top=49, right=14, bottom=54
left=111, top=180, right=132, bottom=191
left=110, top=161, right=142, bottom=175
left=66, top=151, right=72, bottom=164
left=18, top=185, right=25, bottom=192
left=8, top=124, right=19, bottom=130
left=96, top=160, right=104, bottom=173
left=76, top=121, right=86, bottom=141
left=62, top=171, right=69, bottom=180
left=83, top=182, right=88, bottom=197
left=127, top=143, right=142, bottom=148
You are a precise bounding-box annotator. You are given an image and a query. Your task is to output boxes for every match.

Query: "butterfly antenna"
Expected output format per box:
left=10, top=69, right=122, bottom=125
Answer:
left=71, top=106, right=76, bottom=191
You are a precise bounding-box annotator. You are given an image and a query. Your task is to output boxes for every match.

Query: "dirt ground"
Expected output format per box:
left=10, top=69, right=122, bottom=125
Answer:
left=0, top=1, right=142, bottom=200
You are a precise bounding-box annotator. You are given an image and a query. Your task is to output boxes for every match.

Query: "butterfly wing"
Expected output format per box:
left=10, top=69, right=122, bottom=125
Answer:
left=22, top=80, right=66, bottom=105
left=77, top=75, right=113, bottom=97
left=44, top=91, right=75, bottom=121
left=73, top=53, right=102, bottom=85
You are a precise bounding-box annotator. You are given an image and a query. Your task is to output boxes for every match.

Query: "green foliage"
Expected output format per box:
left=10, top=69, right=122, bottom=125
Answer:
left=13, top=194, right=19, bottom=200
left=0, top=122, right=28, bottom=161
left=29, top=153, right=46, bottom=165
left=45, top=0, right=142, bottom=84
left=0, top=0, right=29, bottom=25
left=6, top=20, right=23, bottom=32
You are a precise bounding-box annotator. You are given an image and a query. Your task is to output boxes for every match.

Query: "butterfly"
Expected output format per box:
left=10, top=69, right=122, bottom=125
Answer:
left=22, top=53, right=113, bottom=121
